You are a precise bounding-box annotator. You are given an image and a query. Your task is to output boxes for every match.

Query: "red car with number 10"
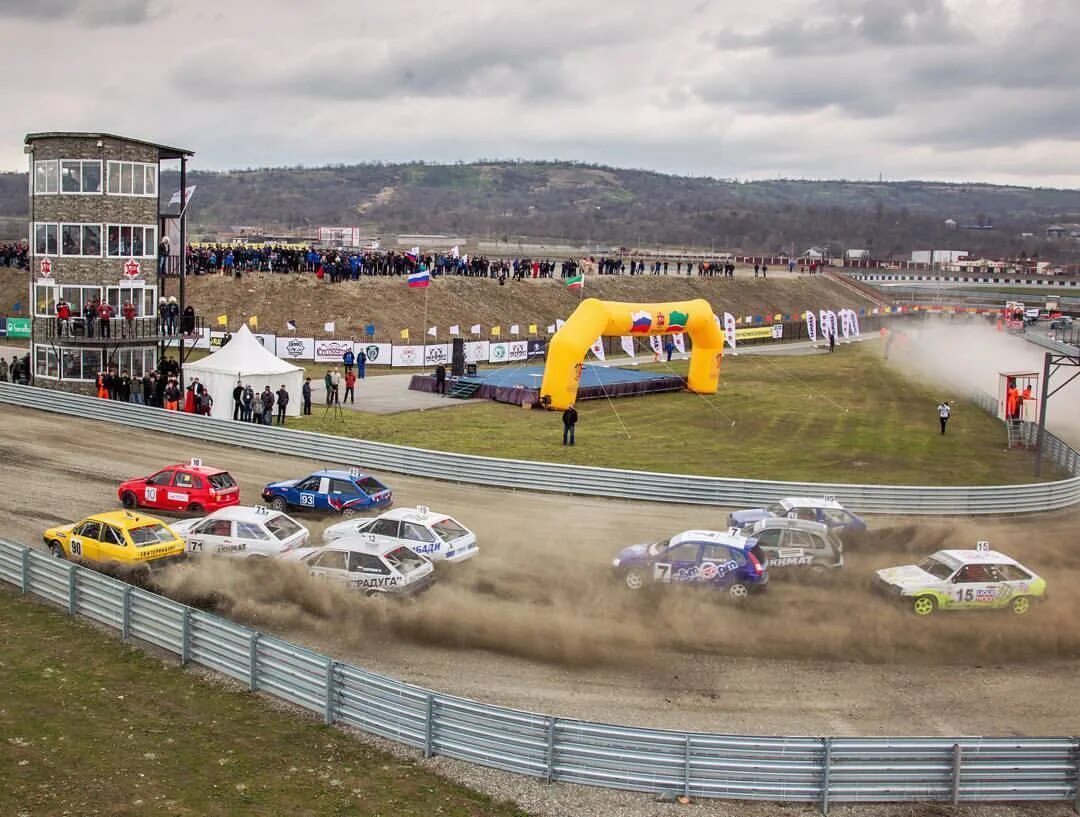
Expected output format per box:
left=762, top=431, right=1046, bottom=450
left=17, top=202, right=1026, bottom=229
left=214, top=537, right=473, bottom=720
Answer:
left=118, top=459, right=240, bottom=514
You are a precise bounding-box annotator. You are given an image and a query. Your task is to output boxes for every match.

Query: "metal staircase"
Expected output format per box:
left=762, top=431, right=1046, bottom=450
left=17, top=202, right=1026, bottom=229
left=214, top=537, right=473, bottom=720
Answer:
left=1006, top=420, right=1028, bottom=449
left=447, top=379, right=481, bottom=399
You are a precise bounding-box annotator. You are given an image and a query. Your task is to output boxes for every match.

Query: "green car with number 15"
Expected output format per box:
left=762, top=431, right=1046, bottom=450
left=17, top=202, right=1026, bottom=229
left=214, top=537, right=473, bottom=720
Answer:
left=873, top=545, right=1046, bottom=617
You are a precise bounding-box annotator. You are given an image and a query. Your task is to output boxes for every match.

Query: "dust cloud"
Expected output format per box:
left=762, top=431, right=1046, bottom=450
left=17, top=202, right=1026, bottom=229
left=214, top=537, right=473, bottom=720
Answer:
left=888, top=319, right=1080, bottom=446
left=149, top=514, right=1080, bottom=671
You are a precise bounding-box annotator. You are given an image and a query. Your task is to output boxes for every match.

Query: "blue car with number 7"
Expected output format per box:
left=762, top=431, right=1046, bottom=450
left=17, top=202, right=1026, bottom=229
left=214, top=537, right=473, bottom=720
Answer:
left=261, top=468, right=392, bottom=517
left=611, top=529, right=768, bottom=601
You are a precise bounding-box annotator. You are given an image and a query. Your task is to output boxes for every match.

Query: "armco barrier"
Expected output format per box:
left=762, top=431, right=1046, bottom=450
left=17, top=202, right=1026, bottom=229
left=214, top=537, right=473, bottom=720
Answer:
left=0, top=538, right=1076, bottom=811
left=0, top=382, right=1078, bottom=514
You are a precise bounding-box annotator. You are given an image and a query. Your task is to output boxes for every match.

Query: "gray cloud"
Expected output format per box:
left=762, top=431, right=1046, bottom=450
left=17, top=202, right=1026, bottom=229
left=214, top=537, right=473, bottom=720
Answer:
left=0, top=0, right=154, bottom=25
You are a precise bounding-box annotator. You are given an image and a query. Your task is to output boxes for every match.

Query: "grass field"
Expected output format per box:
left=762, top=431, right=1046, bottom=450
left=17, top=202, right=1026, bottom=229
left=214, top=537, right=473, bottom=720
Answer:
left=0, top=588, right=529, bottom=817
left=290, top=344, right=1050, bottom=485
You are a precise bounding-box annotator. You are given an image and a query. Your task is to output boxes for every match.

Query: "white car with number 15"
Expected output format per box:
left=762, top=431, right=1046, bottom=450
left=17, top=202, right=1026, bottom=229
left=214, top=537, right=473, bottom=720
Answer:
left=169, top=505, right=310, bottom=558
left=323, top=506, right=478, bottom=564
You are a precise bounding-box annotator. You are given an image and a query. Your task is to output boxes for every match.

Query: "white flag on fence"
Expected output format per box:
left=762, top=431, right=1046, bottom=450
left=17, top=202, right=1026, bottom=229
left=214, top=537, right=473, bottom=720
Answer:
left=471, top=324, right=481, bottom=335
left=450, top=246, right=460, bottom=258
left=510, top=324, right=520, bottom=336
left=589, top=337, right=606, bottom=361
left=427, top=326, right=437, bottom=337
left=449, top=324, right=460, bottom=335
left=620, top=336, right=636, bottom=359
left=556, top=318, right=566, bottom=331
left=546, top=324, right=556, bottom=334
left=324, top=321, right=336, bottom=333
left=806, top=309, right=818, bottom=342
left=723, top=312, right=738, bottom=352
left=672, top=333, right=686, bottom=354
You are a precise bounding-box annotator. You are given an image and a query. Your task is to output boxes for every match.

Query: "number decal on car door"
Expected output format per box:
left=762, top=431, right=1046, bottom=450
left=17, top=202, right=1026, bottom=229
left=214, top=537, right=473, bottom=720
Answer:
left=300, top=493, right=315, bottom=506
left=70, top=539, right=81, bottom=556
left=653, top=563, right=672, bottom=582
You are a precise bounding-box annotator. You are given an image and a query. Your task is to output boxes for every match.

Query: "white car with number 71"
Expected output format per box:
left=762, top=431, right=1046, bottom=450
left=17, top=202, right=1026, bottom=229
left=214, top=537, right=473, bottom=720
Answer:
left=169, top=505, right=310, bottom=558
left=322, top=506, right=478, bottom=564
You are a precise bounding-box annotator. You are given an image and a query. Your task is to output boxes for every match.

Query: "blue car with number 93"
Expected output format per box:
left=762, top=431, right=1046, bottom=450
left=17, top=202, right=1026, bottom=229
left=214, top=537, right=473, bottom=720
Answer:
left=261, top=468, right=392, bottom=517
left=612, top=529, right=768, bottom=600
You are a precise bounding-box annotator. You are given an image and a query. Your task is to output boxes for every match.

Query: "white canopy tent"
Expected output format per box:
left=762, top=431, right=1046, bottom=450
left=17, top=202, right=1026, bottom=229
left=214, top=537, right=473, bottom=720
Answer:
left=183, top=325, right=304, bottom=420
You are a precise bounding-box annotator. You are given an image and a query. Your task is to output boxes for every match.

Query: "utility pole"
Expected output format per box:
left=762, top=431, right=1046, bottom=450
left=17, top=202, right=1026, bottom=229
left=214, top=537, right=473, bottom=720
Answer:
left=1033, top=349, right=1080, bottom=477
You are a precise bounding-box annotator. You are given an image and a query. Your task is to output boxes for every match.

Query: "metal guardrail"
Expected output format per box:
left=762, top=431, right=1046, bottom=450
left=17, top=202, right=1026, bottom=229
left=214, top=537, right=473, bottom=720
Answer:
left=0, top=381, right=1077, bottom=514
left=1, top=538, right=1076, bottom=811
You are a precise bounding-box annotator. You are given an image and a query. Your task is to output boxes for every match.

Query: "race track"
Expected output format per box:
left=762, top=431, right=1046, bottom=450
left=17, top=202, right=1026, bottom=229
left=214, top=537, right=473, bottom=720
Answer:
left=3, top=404, right=1078, bottom=737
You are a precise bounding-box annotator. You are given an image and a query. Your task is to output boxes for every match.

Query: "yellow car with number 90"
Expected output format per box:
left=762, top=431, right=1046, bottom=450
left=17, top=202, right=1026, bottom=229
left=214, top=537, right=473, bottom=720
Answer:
left=43, top=510, right=187, bottom=569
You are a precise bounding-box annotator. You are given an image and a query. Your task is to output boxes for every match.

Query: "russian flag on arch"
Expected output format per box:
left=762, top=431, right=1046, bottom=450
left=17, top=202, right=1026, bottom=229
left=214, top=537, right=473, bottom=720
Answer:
left=629, top=310, right=652, bottom=333
left=407, top=269, right=431, bottom=288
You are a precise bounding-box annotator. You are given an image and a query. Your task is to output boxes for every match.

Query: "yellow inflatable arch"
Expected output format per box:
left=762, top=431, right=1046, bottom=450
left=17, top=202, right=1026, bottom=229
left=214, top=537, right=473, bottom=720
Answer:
left=539, top=298, right=724, bottom=410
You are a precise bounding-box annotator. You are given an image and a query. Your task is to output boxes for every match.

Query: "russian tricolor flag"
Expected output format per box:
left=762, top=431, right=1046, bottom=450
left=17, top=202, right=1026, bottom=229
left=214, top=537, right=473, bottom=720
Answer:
left=407, top=269, right=430, bottom=288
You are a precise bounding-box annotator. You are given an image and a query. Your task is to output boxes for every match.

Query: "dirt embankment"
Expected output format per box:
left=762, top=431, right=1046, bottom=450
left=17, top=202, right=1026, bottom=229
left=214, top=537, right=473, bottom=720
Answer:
left=0, top=267, right=881, bottom=338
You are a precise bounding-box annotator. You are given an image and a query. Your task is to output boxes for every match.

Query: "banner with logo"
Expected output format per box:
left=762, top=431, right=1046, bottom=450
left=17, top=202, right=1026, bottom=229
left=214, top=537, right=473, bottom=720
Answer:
left=423, top=343, right=451, bottom=366
left=527, top=339, right=547, bottom=359
left=253, top=333, right=277, bottom=350
left=6, top=317, right=30, bottom=339
left=189, top=327, right=211, bottom=349
left=314, top=338, right=354, bottom=363
left=734, top=326, right=783, bottom=340
left=464, top=341, right=489, bottom=363
left=507, top=340, right=528, bottom=362
left=488, top=342, right=510, bottom=364
left=276, top=337, right=316, bottom=359
left=391, top=344, right=424, bottom=367
left=357, top=342, right=391, bottom=365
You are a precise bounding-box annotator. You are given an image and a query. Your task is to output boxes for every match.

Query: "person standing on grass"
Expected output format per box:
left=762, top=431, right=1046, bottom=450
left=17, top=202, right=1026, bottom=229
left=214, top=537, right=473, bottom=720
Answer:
left=276, top=384, right=290, bottom=425
left=829, top=331, right=836, bottom=352
left=302, top=377, right=312, bottom=415
left=562, top=404, right=578, bottom=446
left=938, top=401, right=951, bottom=435
left=344, top=369, right=356, bottom=403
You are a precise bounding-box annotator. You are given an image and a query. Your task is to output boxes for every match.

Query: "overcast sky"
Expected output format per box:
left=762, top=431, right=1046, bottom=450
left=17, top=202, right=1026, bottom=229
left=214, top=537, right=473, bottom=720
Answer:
left=3, top=0, right=1079, bottom=187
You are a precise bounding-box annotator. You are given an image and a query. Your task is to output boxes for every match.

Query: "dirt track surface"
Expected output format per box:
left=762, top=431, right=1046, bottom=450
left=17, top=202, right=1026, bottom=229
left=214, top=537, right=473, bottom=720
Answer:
left=4, top=405, right=1078, bottom=739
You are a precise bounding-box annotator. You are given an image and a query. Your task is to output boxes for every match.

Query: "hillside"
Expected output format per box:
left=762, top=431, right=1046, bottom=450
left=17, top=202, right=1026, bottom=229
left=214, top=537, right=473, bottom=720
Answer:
left=3, top=161, right=1080, bottom=260
left=0, top=269, right=880, bottom=340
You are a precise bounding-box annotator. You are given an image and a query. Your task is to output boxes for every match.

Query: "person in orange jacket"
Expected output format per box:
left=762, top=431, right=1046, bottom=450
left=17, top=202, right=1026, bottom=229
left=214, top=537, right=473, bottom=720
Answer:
left=96, top=371, right=108, bottom=399
left=1006, top=380, right=1020, bottom=420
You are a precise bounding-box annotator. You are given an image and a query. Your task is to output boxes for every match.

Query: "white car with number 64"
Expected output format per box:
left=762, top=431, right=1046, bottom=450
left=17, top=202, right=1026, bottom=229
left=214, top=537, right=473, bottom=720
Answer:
left=323, top=506, right=478, bottom=564
left=169, top=505, right=310, bottom=558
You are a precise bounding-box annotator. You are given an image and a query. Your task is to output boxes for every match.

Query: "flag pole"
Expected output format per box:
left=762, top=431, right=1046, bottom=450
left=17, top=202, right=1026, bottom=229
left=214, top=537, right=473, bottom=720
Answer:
left=422, top=265, right=429, bottom=372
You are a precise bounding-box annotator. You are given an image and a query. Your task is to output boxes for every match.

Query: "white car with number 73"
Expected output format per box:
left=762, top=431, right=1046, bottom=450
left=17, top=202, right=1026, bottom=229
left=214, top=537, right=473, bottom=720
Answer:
left=169, top=505, right=310, bottom=558
left=322, top=506, right=478, bottom=564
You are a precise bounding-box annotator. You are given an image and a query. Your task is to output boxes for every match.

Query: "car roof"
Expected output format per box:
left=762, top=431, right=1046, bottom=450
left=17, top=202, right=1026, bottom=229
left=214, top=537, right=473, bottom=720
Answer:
left=322, top=534, right=410, bottom=557
left=165, top=463, right=229, bottom=475
left=374, top=506, right=452, bottom=524
left=779, top=497, right=845, bottom=511
left=310, top=469, right=375, bottom=480
left=670, top=529, right=751, bottom=549
left=88, top=510, right=168, bottom=528
left=203, top=505, right=286, bottom=524
left=753, top=517, right=830, bottom=535
left=932, top=549, right=1024, bottom=568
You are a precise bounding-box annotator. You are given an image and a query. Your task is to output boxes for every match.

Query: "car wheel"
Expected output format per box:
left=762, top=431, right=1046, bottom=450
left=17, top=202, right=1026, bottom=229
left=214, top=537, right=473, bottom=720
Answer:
left=48, top=541, right=66, bottom=559
left=912, top=595, right=937, bottom=617
left=623, top=569, right=646, bottom=591
left=188, top=503, right=204, bottom=514
left=120, top=491, right=138, bottom=510
left=1010, top=596, right=1031, bottom=615
left=728, top=582, right=750, bottom=601
left=269, top=497, right=287, bottom=512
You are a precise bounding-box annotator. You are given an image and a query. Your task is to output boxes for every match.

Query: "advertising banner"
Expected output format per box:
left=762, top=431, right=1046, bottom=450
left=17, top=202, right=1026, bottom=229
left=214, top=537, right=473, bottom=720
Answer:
left=507, top=340, right=528, bottom=362
left=6, top=317, right=30, bottom=339
left=734, top=326, right=783, bottom=340
left=253, top=333, right=277, bottom=350
left=189, top=327, right=211, bottom=349
left=357, top=342, right=392, bottom=366
left=391, top=344, right=424, bottom=367
left=423, top=343, right=451, bottom=366
left=314, top=338, right=354, bottom=363
left=527, top=339, right=547, bottom=359
left=276, top=337, right=316, bottom=360
left=488, top=342, right=510, bottom=364
left=464, top=341, right=489, bottom=364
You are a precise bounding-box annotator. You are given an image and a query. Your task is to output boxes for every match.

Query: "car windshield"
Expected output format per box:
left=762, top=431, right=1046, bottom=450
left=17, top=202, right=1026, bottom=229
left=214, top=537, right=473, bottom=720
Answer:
left=918, top=556, right=954, bottom=580
left=356, top=477, right=386, bottom=495
left=208, top=472, right=236, bottom=490
left=129, top=524, right=176, bottom=547
left=646, top=538, right=671, bottom=556
left=265, top=515, right=303, bottom=540
left=432, top=518, right=468, bottom=541
left=384, top=546, right=426, bottom=574
left=766, top=502, right=788, bottom=516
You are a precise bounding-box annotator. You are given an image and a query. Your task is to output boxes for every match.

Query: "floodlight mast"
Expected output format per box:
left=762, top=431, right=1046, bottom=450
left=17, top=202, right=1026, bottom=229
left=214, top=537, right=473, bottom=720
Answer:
left=1033, top=350, right=1080, bottom=477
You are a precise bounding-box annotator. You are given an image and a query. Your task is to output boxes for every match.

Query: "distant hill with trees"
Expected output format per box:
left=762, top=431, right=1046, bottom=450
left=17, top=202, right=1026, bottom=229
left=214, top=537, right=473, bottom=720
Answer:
left=3, top=160, right=1080, bottom=260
